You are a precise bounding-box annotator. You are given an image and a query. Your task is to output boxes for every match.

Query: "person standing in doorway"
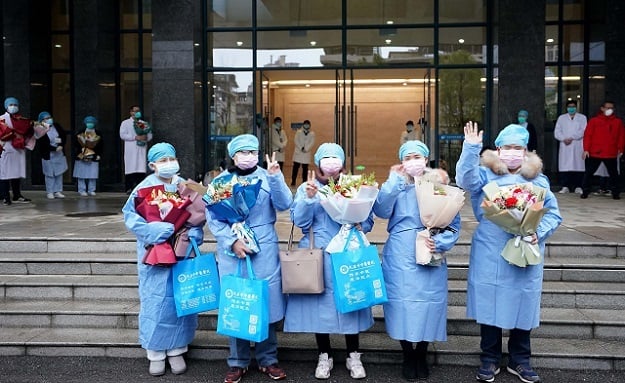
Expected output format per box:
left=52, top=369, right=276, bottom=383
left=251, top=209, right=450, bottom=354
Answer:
left=400, top=120, right=421, bottom=146
left=516, top=110, right=538, bottom=152
left=271, top=116, right=287, bottom=170
left=73, top=116, right=102, bottom=196
left=554, top=100, right=586, bottom=194
left=291, top=119, right=315, bottom=186
left=0, top=97, right=33, bottom=205
left=36, top=111, right=68, bottom=199
left=580, top=101, right=625, bottom=200
left=120, top=105, right=152, bottom=194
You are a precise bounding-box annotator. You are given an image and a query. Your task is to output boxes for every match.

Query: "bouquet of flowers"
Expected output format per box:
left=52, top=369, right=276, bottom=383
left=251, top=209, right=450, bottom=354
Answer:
left=414, top=174, right=465, bottom=266
left=203, top=173, right=262, bottom=257
left=318, top=173, right=379, bottom=253
left=171, top=179, right=209, bottom=258
left=76, top=130, right=101, bottom=161
left=135, top=185, right=192, bottom=266
left=133, top=118, right=151, bottom=146
left=481, top=181, right=549, bottom=267
left=0, top=116, right=34, bottom=150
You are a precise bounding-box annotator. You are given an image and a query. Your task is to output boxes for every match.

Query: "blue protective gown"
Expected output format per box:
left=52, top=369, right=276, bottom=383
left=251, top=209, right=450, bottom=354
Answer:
left=122, top=174, right=200, bottom=351
left=373, top=171, right=461, bottom=342
left=284, top=179, right=375, bottom=334
left=207, top=167, right=293, bottom=324
left=456, top=142, right=562, bottom=330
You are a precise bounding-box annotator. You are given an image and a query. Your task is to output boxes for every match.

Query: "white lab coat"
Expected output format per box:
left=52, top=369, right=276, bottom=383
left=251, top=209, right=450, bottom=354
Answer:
left=270, top=124, right=288, bottom=162
left=0, top=112, right=26, bottom=180
left=119, top=117, right=153, bottom=174
left=554, top=112, right=586, bottom=172
left=292, top=129, right=315, bottom=164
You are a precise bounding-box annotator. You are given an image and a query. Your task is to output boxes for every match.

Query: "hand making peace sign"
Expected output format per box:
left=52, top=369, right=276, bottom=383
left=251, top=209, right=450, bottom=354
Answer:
left=265, top=152, right=281, bottom=175
left=305, top=170, right=318, bottom=198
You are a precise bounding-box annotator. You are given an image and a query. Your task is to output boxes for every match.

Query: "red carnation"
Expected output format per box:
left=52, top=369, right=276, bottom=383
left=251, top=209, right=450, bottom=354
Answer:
left=504, top=197, right=518, bottom=208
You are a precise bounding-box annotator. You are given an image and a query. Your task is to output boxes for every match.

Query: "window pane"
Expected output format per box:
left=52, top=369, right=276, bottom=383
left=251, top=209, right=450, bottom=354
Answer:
left=563, top=24, right=583, bottom=62
left=546, top=0, right=558, bottom=22
left=51, top=34, right=70, bottom=69
left=545, top=65, right=558, bottom=123
left=439, top=0, right=486, bottom=23
left=589, top=24, right=605, bottom=61
left=51, top=0, right=70, bottom=30
left=562, top=66, right=583, bottom=111
left=120, top=72, right=140, bottom=115
left=258, top=0, right=341, bottom=27
left=209, top=0, right=252, bottom=27
left=210, top=32, right=253, bottom=68
left=588, top=65, right=605, bottom=113
left=346, top=0, right=434, bottom=25
left=143, top=0, right=152, bottom=29
left=120, top=0, right=139, bottom=29
left=545, top=25, right=558, bottom=62
left=257, top=30, right=341, bottom=68
left=143, top=33, right=152, bottom=67
left=347, top=28, right=434, bottom=65
left=439, top=28, right=486, bottom=64
left=563, top=0, right=584, bottom=20
left=120, top=33, right=139, bottom=67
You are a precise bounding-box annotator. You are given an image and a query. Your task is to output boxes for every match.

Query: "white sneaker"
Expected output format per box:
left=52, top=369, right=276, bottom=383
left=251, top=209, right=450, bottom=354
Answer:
left=46, top=193, right=55, bottom=200
left=315, top=353, right=333, bottom=379
left=574, top=187, right=583, bottom=194
left=346, top=352, right=366, bottom=379
left=558, top=187, right=570, bottom=194
left=168, top=355, right=187, bottom=375
left=88, top=191, right=96, bottom=196
left=54, top=192, right=65, bottom=198
left=149, top=360, right=166, bottom=376
left=79, top=192, right=88, bottom=197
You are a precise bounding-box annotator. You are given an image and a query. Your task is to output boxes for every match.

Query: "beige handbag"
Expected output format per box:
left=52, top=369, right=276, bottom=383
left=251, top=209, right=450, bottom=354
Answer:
left=279, top=225, right=324, bottom=294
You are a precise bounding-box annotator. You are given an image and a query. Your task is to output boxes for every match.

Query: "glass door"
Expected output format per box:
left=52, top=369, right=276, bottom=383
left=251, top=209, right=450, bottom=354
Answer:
left=257, top=70, right=272, bottom=163
left=334, top=68, right=358, bottom=174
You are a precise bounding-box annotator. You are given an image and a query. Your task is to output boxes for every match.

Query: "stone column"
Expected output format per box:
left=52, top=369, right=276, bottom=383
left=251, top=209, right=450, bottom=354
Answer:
left=497, top=0, right=547, bottom=168
left=605, top=0, right=625, bottom=109
left=152, top=0, right=202, bottom=181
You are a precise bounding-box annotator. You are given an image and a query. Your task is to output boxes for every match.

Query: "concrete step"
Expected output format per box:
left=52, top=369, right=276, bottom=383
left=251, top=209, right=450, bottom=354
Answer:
left=1, top=327, right=624, bottom=371
left=2, top=299, right=625, bottom=341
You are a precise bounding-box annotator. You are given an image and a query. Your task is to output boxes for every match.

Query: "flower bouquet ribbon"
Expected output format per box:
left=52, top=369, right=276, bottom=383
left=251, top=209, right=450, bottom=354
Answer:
left=414, top=178, right=465, bottom=266
left=203, top=174, right=262, bottom=257
left=318, top=173, right=379, bottom=254
left=133, top=119, right=151, bottom=146
left=135, top=184, right=192, bottom=266
left=481, top=181, right=549, bottom=267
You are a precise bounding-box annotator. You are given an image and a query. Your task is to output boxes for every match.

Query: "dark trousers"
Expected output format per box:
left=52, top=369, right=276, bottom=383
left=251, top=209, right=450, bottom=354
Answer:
left=125, top=172, right=146, bottom=193
left=0, top=178, right=23, bottom=200
left=0, top=179, right=9, bottom=201
left=581, top=157, right=619, bottom=197
left=315, top=333, right=359, bottom=355
left=480, top=324, right=531, bottom=367
left=559, top=171, right=584, bottom=190
left=291, top=162, right=309, bottom=186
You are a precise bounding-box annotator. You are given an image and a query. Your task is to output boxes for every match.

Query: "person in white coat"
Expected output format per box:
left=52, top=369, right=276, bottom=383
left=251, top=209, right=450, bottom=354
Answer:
left=120, top=105, right=152, bottom=194
left=270, top=117, right=287, bottom=169
left=554, top=100, right=586, bottom=194
left=290, top=120, right=315, bottom=186
left=400, top=120, right=421, bottom=145
left=0, top=97, right=33, bottom=205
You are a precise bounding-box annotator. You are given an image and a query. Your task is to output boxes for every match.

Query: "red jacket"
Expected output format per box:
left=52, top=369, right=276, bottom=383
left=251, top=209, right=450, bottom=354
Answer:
left=583, top=113, right=625, bottom=158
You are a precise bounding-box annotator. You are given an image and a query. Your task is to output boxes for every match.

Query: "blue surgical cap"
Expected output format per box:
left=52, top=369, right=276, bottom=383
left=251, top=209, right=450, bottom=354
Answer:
left=227, top=134, right=259, bottom=158
left=399, top=140, right=430, bottom=160
left=38, top=111, right=51, bottom=122
left=4, top=97, right=18, bottom=109
left=494, top=124, right=530, bottom=148
left=83, top=116, right=98, bottom=125
left=518, top=109, right=529, bottom=118
left=314, top=143, right=345, bottom=166
left=148, top=142, right=176, bottom=163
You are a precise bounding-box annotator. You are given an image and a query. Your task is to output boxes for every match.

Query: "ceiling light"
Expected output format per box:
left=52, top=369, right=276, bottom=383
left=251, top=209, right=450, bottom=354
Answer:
left=386, top=20, right=394, bottom=25
left=194, top=43, right=200, bottom=47
left=310, top=41, right=317, bottom=46
left=236, top=41, right=243, bottom=46
left=546, top=38, right=554, bottom=43
left=458, top=39, right=465, bottom=44
left=54, top=44, right=62, bottom=48
left=385, top=39, right=392, bottom=44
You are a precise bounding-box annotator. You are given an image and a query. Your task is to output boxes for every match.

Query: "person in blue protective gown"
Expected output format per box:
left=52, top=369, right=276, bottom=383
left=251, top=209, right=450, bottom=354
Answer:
left=122, top=142, right=205, bottom=377
left=456, top=122, right=562, bottom=383
left=373, top=140, right=461, bottom=381
left=35, top=111, right=68, bottom=199
left=207, top=134, right=293, bottom=383
left=284, top=143, right=375, bottom=380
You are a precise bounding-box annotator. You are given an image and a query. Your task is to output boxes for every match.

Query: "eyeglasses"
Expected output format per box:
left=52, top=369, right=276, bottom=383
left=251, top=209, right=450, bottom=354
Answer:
left=238, top=150, right=258, bottom=156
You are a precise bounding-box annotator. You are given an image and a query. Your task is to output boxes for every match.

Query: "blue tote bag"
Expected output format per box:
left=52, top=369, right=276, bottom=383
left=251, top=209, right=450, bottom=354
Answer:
left=330, top=227, right=388, bottom=314
left=172, top=238, right=220, bottom=317
left=216, top=256, right=269, bottom=342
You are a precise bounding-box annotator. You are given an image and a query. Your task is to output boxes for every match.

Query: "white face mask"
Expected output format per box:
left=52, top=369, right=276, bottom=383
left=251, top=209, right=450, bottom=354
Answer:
left=7, top=105, right=18, bottom=114
left=403, top=158, right=427, bottom=177
left=319, top=157, right=343, bottom=176
left=604, top=108, right=614, bottom=117
left=153, top=160, right=180, bottom=179
left=406, top=125, right=414, bottom=132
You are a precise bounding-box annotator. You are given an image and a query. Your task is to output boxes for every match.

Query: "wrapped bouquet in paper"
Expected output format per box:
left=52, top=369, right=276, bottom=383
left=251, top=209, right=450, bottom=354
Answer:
left=203, top=173, right=262, bottom=257
left=33, top=122, right=50, bottom=139
left=481, top=181, right=549, bottom=267
left=318, top=173, right=379, bottom=253
left=135, top=184, right=192, bottom=266
left=414, top=177, right=465, bottom=266
left=172, top=179, right=209, bottom=258
left=76, top=130, right=101, bottom=161
left=133, top=119, right=151, bottom=146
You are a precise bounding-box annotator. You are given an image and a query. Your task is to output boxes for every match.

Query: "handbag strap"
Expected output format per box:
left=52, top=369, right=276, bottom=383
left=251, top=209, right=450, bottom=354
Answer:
left=236, top=256, right=256, bottom=280
left=342, top=226, right=365, bottom=252
left=183, top=237, right=202, bottom=260
left=287, top=223, right=315, bottom=251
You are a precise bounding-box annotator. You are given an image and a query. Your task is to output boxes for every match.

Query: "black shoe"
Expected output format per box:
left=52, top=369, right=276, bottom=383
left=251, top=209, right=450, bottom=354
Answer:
left=2, top=199, right=11, bottom=206
left=580, top=193, right=588, bottom=199
left=12, top=196, right=31, bottom=203
left=401, top=360, right=417, bottom=381
left=614, top=195, right=621, bottom=200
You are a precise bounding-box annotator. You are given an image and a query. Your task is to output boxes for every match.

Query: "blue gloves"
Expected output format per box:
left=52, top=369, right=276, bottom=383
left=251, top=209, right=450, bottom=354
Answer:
left=187, top=226, right=205, bottom=246
left=143, top=222, right=175, bottom=245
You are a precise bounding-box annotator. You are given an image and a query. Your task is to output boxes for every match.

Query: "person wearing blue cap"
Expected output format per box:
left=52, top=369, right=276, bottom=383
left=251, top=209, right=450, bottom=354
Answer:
left=456, top=122, right=562, bottom=383
left=0, top=97, right=34, bottom=205
left=285, top=142, right=374, bottom=380
left=207, top=134, right=293, bottom=383
left=516, top=110, right=537, bottom=152
left=122, top=142, right=204, bottom=377
left=120, top=105, right=152, bottom=194
left=373, top=140, right=461, bottom=381
left=35, top=111, right=68, bottom=199
left=73, top=116, right=102, bottom=196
